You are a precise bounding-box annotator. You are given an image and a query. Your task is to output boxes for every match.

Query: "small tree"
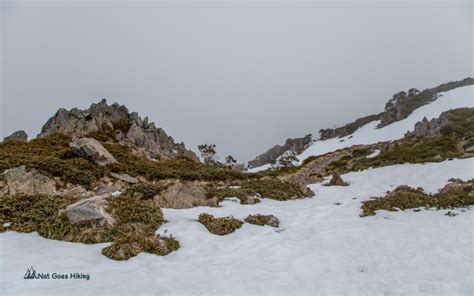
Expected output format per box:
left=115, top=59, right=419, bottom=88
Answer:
left=198, top=143, right=217, bottom=164
left=225, top=155, right=237, bottom=165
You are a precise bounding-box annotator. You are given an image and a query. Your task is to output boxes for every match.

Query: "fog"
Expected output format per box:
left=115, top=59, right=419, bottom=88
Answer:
left=1, top=0, right=472, bottom=162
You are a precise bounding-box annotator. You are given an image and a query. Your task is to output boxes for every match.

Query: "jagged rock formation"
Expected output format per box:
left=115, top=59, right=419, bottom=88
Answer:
left=248, top=134, right=314, bottom=168
left=3, top=130, right=28, bottom=142
left=405, top=108, right=474, bottom=138
left=39, top=99, right=198, bottom=161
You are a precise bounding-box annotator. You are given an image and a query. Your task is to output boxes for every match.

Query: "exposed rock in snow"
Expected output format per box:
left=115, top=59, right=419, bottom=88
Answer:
left=154, top=182, right=218, bottom=209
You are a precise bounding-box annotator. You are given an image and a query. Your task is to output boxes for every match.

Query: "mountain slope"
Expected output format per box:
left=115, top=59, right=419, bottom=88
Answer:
left=2, top=158, right=472, bottom=295
left=249, top=79, right=474, bottom=172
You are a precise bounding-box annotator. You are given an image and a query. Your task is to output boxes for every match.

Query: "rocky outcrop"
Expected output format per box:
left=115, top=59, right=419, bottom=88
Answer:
left=63, top=194, right=115, bottom=226
left=326, top=173, right=348, bottom=186
left=3, top=130, right=28, bottom=142
left=70, top=138, right=118, bottom=166
left=39, top=99, right=198, bottom=161
left=319, top=114, right=381, bottom=140
left=405, top=108, right=474, bottom=138
left=154, top=182, right=218, bottom=209
left=378, top=78, right=474, bottom=128
left=248, top=134, right=314, bottom=168
left=0, top=166, right=56, bottom=196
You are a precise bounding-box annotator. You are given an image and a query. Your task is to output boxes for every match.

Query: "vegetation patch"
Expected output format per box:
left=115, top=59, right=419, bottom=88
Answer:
left=124, top=183, right=169, bottom=199
left=0, top=191, right=178, bottom=260
left=198, top=213, right=243, bottom=235
left=106, top=144, right=252, bottom=182
left=207, top=179, right=307, bottom=202
left=0, top=134, right=106, bottom=187
left=244, top=214, right=279, bottom=227
left=352, top=136, right=461, bottom=170
left=361, top=180, right=474, bottom=216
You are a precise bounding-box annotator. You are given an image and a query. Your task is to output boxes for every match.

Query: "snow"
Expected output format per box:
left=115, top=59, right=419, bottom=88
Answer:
left=1, top=158, right=473, bottom=295
left=249, top=85, right=474, bottom=172
left=366, top=149, right=381, bottom=158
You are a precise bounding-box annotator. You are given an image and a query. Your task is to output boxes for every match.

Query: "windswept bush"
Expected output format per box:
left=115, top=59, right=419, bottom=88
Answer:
left=198, top=213, right=243, bottom=235
left=361, top=180, right=474, bottom=217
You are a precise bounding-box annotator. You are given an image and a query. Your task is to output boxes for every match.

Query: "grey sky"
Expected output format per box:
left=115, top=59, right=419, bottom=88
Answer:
left=1, top=0, right=472, bottom=162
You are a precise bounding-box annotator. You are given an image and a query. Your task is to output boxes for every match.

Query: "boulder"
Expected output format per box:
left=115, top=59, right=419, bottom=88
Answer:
left=265, top=215, right=280, bottom=228
left=3, top=130, right=28, bottom=142
left=70, top=138, right=118, bottom=166
left=154, top=182, right=218, bottom=209
left=327, top=173, right=348, bottom=186
left=1, top=166, right=56, bottom=196
left=63, top=194, right=115, bottom=226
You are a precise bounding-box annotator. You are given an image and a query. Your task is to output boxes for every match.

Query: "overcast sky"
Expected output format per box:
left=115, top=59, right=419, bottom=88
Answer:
left=1, top=0, right=472, bottom=162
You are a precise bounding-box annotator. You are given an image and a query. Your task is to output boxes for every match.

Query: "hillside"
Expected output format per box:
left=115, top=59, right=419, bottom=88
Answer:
left=248, top=78, right=473, bottom=170
left=0, top=79, right=473, bottom=295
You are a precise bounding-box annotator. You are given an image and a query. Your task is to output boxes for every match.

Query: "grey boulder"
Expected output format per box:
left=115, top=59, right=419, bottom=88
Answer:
left=70, top=138, right=118, bottom=166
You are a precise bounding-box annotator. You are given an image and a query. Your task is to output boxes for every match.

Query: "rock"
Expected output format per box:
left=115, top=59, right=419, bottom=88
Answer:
left=70, top=138, right=118, bottom=166
left=39, top=99, right=198, bottom=161
left=266, top=215, right=280, bottom=228
left=3, top=130, right=28, bottom=142
left=248, top=134, right=314, bottom=169
left=154, top=182, right=218, bottom=209
left=433, top=154, right=443, bottom=161
left=63, top=194, right=115, bottom=226
left=1, top=166, right=56, bottom=196
left=327, top=173, right=348, bottom=186
left=110, top=172, right=139, bottom=184
left=241, top=196, right=261, bottom=205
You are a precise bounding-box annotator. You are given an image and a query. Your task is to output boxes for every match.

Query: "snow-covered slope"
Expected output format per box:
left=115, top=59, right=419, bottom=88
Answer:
left=1, top=158, right=473, bottom=295
left=250, top=85, right=473, bottom=172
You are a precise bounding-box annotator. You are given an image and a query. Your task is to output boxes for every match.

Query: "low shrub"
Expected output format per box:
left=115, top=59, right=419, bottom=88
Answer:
left=198, top=213, right=243, bottom=235
left=361, top=181, right=474, bottom=216
left=244, top=214, right=279, bottom=227
left=0, top=191, right=177, bottom=260
left=0, top=134, right=106, bottom=187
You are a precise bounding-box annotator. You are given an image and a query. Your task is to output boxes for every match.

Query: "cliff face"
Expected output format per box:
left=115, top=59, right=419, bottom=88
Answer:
left=39, top=99, right=198, bottom=161
left=247, top=134, right=314, bottom=168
